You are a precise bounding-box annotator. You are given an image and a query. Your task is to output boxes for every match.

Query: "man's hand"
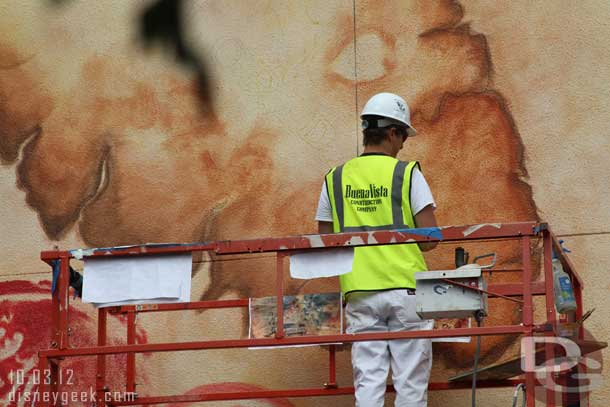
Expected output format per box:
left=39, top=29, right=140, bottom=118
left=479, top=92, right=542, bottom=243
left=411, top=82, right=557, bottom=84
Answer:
left=414, top=204, right=438, bottom=251
left=318, top=221, right=334, bottom=234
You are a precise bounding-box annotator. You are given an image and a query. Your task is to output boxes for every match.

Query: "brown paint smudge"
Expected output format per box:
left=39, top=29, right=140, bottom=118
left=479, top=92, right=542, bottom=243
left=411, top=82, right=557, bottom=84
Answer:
left=4, top=53, right=227, bottom=241
left=17, top=132, right=111, bottom=238
left=0, top=45, right=53, bottom=164
left=78, top=120, right=277, bottom=247
left=413, top=24, right=492, bottom=121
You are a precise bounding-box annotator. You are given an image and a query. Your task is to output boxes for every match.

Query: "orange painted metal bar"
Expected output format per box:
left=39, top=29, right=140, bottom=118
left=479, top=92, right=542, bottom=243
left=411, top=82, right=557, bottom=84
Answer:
left=325, top=345, right=337, bottom=388
left=48, top=359, right=61, bottom=407
left=47, top=256, right=70, bottom=407
left=546, top=229, right=586, bottom=406
left=38, top=324, right=541, bottom=359
left=543, top=230, right=558, bottom=406
left=521, top=235, right=536, bottom=407
left=549, top=229, right=583, bottom=288
left=570, top=251, right=586, bottom=406
left=105, top=287, right=545, bottom=311
left=543, top=235, right=556, bottom=406
left=40, top=222, right=541, bottom=261
left=275, top=254, right=285, bottom=339
left=126, top=310, right=137, bottom=394
left=53, top=257, right=70, bottom=350
left=96, top=308, right=108, bottom=407
left=488, top=281, right=546, bottom=297
left=107, top=299, right=250, bottom=314
left=60, top=257, right=70, bottom=350
left=37, top=354, right=50, bottom=407
left=51, top=269, right=60, bottom=351
left=107, top=379, right=540, bottom=406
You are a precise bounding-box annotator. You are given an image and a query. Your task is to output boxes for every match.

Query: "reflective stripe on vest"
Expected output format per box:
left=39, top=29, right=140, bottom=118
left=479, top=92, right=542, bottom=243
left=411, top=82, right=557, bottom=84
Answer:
left=326, top=156, right=428, bottom=294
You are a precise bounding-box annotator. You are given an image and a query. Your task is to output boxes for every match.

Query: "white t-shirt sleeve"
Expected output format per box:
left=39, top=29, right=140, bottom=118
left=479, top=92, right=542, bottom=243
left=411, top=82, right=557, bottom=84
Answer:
left=314, top=166, right=435, bottom=222
left=410, top=166, right=436, bottom=216
left=315, top=181, right=333, bottom=222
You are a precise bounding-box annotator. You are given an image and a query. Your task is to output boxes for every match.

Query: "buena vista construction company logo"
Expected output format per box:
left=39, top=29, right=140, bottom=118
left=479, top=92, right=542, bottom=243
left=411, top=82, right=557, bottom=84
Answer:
left=345, top=184, right=388, bottom=199
left=344, top=184, right=389, bottom=213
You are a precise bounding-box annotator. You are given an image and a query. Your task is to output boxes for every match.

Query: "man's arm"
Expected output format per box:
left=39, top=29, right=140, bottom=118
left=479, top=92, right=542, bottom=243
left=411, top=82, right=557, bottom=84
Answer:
left=318, top=221, right=333, bottom=234
left=414, top=204, right=438, bottom=251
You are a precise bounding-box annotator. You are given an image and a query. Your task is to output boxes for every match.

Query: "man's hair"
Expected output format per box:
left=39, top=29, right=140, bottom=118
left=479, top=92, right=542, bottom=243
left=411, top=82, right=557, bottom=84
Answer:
left=362, top=115, right=393, bottom=146
left=363, top=127, right=390, bottom=146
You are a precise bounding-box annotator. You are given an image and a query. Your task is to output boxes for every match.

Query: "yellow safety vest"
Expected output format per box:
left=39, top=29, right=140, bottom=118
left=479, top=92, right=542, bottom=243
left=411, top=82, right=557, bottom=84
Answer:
left=325, top=155, right=428, bottom=295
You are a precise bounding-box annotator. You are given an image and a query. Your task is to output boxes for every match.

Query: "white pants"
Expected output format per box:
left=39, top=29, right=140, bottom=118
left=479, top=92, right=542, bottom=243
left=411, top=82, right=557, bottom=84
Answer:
left=346, top=290, right=433, bottom=407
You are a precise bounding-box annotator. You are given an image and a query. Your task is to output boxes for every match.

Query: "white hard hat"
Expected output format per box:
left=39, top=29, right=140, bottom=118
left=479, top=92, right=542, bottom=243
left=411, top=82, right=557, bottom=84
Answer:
left=360, top=92, right=417, bottom=136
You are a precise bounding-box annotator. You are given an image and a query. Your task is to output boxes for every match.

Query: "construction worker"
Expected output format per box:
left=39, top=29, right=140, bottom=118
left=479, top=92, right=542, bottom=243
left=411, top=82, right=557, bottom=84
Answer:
left=315, top=92, right=438, bottom=407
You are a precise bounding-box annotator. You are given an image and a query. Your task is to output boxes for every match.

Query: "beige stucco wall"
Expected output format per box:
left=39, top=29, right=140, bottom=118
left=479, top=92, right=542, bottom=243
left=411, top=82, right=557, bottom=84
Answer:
left=464, top=2, right=610, bottom=404
left=1, top=1, right=608, bottom=406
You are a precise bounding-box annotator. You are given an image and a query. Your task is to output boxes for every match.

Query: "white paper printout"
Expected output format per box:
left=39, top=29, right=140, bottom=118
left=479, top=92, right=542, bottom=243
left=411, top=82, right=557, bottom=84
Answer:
left=82, top=253, right=192, bottom=308
left=289, top=248, right=354, bottom=279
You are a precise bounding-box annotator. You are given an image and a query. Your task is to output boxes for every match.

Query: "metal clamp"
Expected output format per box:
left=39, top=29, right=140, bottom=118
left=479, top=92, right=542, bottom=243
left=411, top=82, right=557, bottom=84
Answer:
left=472, top=253, right=496, bottom=269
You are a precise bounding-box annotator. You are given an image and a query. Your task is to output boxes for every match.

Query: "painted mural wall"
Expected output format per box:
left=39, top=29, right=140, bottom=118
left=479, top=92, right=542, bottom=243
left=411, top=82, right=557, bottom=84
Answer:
left=1, top=1, right=608, bottom=406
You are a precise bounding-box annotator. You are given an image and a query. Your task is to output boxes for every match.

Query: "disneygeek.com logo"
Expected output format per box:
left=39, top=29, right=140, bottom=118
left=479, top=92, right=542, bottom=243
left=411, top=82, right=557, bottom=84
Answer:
left=6, top=369, right=136, bottom=406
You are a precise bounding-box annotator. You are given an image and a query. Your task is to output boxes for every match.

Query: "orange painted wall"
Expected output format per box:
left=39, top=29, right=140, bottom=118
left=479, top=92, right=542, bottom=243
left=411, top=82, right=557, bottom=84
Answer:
left=2, top=1, right=608, bottom=406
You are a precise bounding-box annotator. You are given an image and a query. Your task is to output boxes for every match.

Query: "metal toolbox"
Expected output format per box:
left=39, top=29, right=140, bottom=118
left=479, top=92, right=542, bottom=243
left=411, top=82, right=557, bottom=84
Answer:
left=414, top=266, right=488, bottom=319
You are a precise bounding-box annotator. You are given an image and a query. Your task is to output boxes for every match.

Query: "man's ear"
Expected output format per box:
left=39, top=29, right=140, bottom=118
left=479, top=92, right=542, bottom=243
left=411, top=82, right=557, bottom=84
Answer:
left=385, top=127, right=394, bottom=140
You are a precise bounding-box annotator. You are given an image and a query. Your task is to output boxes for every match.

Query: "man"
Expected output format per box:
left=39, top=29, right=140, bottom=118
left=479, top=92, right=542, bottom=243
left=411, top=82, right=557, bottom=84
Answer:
left=315, top=92, right=438, bottom=407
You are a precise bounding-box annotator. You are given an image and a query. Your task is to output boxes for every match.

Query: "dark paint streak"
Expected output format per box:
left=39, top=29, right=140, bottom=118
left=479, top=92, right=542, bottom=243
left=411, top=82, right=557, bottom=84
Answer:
left=0, top=51, right=54, bottom=164
left=418, top=0, right=464, bottom=36
left=16, top=132, right=112, bottom=239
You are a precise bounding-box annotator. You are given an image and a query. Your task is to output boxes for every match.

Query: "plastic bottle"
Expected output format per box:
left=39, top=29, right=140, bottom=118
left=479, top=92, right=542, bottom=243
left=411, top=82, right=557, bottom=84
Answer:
left=552, top=247, right=577, bottom=314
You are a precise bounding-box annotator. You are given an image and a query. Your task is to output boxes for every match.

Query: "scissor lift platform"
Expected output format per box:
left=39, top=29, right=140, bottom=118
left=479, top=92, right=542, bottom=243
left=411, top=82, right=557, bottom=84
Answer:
left=37, top=222, right=600, bottom=406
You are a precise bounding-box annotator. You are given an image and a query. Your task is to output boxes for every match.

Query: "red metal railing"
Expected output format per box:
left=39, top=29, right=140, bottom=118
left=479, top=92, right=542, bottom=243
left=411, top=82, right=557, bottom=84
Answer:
left=36, top=222, right=592, bottom=406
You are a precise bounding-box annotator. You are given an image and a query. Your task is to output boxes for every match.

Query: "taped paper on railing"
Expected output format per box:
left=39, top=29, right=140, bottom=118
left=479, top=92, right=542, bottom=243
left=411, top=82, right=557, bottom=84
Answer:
left=249, top=293, right=343, bottom=348
left=289, top=248, right=354, bottom=279
left=82, top=253, right=192, bottom=307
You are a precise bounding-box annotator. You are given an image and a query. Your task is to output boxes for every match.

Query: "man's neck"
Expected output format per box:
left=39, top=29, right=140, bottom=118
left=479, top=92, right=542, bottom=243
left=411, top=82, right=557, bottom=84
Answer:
left=362, top=144, right=397, bottom=157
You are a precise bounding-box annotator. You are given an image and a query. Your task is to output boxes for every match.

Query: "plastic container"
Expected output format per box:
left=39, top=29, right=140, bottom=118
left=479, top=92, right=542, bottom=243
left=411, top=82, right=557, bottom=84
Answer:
left=552, top=250, right=577, bottom=314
